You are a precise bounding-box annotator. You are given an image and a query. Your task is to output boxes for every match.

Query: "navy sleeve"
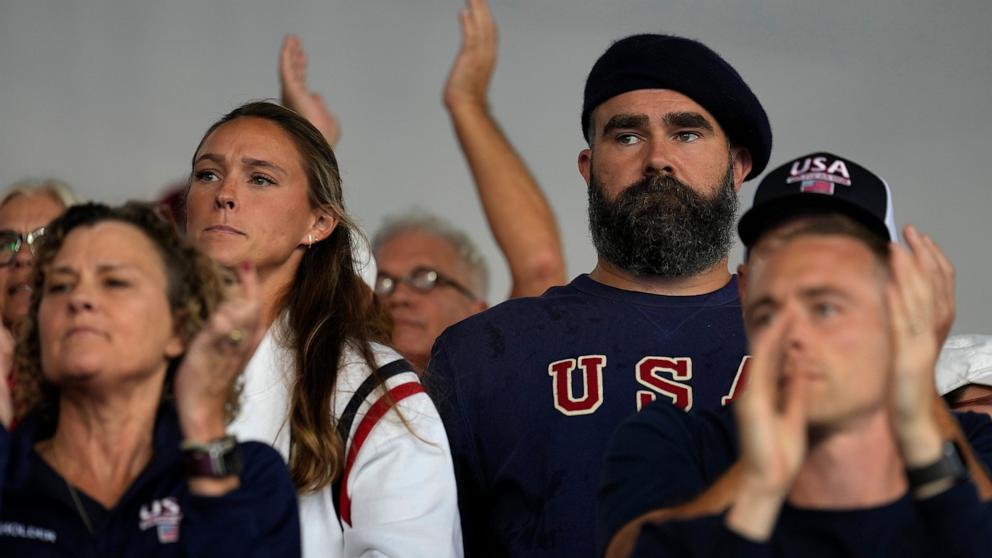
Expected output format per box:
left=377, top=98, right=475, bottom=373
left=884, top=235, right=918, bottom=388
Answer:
left=632, top=514, right=772, bottom=558
left=914, top=479, right=992, bottom=558
left=955, top=411, right=992, bottom=473
left=181, top=442, right=301, bottom=558
left=425, top=335, right=495, bottom=557
left=597, top=403, right=737, bottom=556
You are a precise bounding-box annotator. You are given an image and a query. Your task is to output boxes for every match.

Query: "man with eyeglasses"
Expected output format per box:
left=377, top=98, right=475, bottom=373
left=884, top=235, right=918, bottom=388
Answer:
left=0, top=179, right=78, bottom=331
left=372, top=213, right=489, bottom=373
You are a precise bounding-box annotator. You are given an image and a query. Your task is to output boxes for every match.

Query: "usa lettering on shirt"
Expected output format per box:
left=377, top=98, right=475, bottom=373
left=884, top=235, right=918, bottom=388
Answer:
left=548, top=355, right=752, bottom=415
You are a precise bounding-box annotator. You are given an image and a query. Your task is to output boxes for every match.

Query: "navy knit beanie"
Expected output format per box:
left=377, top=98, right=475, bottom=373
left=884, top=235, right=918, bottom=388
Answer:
left=582, top=34, right=772, bottom=180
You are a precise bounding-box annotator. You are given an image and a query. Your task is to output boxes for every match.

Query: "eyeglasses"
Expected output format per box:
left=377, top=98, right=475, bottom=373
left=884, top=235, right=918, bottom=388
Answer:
left=0, top=226, right=46, bottom=266
left=375, top=266, right=477, bottom=301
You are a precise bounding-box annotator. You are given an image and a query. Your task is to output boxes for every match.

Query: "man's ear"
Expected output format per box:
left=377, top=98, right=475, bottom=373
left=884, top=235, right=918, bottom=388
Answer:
left=578, top=149, right=593, bottom=186
left=730, top=147, right=753, bottom=193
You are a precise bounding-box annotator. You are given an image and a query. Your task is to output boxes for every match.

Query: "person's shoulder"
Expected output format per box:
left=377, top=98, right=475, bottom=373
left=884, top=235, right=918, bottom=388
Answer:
left=459, top=282, right=579, bottom=327
left=614, top=400, right=736, bottom=451
left=337, top=342, right=417, bottom=384
left=598, top=402, right=738, bottom=554
left=432, top=278, right=591, bottom=357
left=607, top=400, right=739, bottom=481
left=953, top=409, right=992, bottom=432
left=954, top=410, right=992, bottom=468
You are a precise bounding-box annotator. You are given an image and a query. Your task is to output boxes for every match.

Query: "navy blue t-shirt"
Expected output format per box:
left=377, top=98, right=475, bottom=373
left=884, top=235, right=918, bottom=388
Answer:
left=634, top=480, right=992, bottom=558
left=600, top=403, right=992, bottom=558
left=426, top=274, right=749, bottom=557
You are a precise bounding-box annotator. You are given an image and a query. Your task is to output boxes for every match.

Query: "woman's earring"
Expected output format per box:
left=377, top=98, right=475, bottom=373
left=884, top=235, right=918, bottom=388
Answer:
left=308, top=233, right=314, bottom=247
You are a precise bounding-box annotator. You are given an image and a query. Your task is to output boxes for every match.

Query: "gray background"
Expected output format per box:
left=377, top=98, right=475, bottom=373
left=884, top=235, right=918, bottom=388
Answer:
left=1, top=0, right=989, bottom=332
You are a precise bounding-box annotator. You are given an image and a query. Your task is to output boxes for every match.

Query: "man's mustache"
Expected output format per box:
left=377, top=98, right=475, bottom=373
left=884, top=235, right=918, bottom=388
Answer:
left=614, top=174, right=696, bottom=209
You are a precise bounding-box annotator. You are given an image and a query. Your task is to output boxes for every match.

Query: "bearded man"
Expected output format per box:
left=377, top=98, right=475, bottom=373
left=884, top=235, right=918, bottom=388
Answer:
left=426, top=34, right=772, bottom=557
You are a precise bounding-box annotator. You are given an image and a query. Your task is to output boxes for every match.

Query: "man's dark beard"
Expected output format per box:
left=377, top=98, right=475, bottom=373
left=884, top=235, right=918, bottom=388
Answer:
left=587, top=163, right=738, bottom=278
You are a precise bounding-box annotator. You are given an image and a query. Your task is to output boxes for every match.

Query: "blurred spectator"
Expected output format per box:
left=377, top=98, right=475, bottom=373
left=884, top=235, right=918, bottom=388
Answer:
left=372, top=211, right=487, bottom=371
left=0, top=178, right=79, bottom=331
left=615, top=216, right=992, bottom=558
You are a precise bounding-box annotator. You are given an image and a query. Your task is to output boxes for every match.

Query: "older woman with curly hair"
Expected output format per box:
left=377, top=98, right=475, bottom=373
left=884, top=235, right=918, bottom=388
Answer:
left=0, top=202, right=300, bottom=557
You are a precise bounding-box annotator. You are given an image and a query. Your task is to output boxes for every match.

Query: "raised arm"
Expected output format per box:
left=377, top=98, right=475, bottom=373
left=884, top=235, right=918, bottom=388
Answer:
left=176, top=263, right=302, bottom=556
left=888, top=227, right=992, bottom=499
left=174, top=262, right=265, bottom=497
left=444, top=0, right=565, bottom=298
left=280, top=35, right=341, bottom=148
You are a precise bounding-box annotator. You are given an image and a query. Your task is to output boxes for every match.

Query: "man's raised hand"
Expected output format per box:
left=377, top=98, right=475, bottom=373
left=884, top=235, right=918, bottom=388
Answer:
left=443, top=0, right=498, bottom=111
left=280, top=34, right=341, bottom=147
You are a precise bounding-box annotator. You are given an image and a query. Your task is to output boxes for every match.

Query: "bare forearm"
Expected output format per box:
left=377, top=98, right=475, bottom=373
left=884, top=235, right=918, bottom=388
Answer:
left=446, top=101, right=565, bottom=297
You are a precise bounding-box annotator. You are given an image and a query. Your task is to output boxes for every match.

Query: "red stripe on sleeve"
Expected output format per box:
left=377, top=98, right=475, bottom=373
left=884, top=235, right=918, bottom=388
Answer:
left=338, top=381, right=426, bottom=525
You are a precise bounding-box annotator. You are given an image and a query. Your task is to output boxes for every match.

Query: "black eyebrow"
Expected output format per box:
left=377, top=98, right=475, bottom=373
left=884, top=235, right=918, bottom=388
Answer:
left=663, top=112, right=714, bottom=132
left=602, top=114, right=650, bottom=135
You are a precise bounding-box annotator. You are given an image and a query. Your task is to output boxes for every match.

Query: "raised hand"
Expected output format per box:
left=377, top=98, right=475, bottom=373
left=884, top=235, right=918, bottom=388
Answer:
left=443, top=0, right=497, bottom=110
left=903, top=225, right=955, bottom=345
left=727, top=313, right=809, bottom=541
left=279, top=34, right=341, bottom=147
left=173, top=262, right=263, bottom=444
left=887, top=228, right=945, bottom=468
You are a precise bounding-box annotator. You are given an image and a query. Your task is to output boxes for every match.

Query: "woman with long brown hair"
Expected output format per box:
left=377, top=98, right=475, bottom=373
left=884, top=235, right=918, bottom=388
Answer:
left=184, top=101, right=460, bottom=558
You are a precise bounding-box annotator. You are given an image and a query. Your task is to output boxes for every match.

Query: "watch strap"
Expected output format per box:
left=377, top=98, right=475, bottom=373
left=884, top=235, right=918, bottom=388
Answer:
left=906, top=440, right=966, bottom=490
left=181, top=435, right=243, bottom=478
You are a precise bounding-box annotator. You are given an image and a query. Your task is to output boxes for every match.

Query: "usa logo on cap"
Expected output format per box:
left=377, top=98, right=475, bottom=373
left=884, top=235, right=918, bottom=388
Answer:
left=786, top=156, right=853, bottom=195
left=737, top=151, right=898, bottom=247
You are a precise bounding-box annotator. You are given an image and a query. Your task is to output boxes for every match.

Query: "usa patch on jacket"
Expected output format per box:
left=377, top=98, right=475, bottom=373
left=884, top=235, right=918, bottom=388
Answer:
left=138, top=497, right=182, bottom=543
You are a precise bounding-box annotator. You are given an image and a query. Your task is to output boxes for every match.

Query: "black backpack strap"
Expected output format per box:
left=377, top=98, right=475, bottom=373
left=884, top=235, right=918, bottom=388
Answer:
left=331, top=358, right=415, bottom=527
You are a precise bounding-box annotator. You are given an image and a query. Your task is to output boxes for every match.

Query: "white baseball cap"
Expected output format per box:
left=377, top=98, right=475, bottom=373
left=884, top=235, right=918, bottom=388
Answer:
left=935, top=334, right=992, bottom=395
